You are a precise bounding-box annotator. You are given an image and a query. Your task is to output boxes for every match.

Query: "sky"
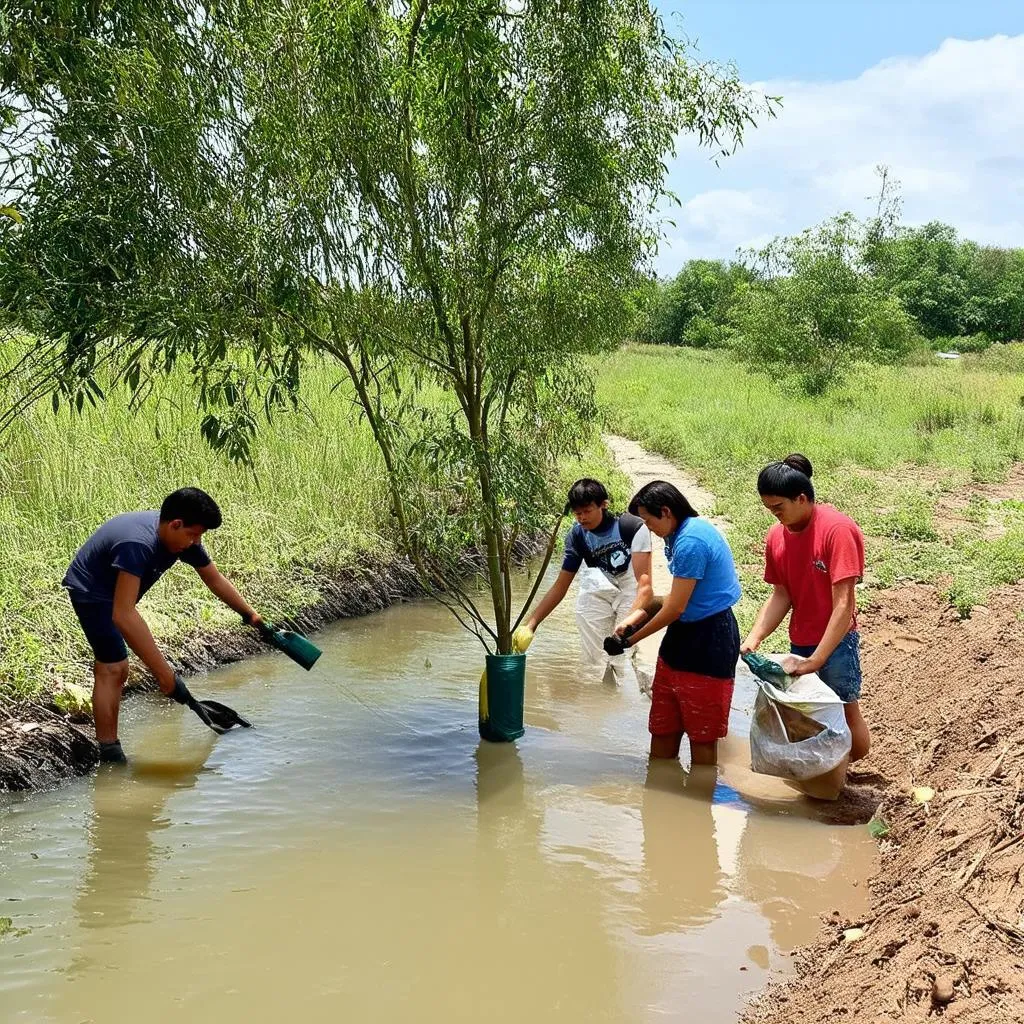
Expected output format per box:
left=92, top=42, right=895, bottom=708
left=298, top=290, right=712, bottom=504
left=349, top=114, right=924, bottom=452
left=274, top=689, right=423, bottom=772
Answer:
left=652, top=1, right=1024, bottom=276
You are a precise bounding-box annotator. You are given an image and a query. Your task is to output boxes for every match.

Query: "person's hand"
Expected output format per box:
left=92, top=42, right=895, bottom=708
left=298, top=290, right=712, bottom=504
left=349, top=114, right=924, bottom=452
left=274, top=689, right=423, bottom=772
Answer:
left=603, top=634, right=630, bottom=657
left=740, top=634, right=761, bottom=655
left=168, top=673, right=217, bottom=730
left=240, top=610, right=263, bottom=628
left=169, top=672, right=194, bottom=705
left=780, top=654, right=819, bottom=677
left=614, top=618, right=642, bottom=639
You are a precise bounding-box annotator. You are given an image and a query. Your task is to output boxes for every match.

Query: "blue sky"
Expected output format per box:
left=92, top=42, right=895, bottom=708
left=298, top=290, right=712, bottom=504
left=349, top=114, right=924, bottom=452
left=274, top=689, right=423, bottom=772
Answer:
left=652, top=1, right=1024, bottom=275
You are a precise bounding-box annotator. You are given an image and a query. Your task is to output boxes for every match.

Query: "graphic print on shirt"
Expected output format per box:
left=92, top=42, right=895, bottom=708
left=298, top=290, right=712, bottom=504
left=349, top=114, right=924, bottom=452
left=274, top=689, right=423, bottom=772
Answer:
left=562, top=513, right=647, bottom=580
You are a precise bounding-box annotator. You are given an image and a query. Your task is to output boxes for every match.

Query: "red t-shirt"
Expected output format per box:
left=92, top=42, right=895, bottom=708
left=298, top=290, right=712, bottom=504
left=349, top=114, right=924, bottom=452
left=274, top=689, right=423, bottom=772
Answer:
left=763, top=504, right=865, bottom=647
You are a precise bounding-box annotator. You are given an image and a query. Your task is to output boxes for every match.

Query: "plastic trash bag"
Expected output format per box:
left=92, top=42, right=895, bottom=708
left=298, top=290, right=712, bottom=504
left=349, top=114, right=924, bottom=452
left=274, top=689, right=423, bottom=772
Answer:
left=743, top=652, right=852, bottom=785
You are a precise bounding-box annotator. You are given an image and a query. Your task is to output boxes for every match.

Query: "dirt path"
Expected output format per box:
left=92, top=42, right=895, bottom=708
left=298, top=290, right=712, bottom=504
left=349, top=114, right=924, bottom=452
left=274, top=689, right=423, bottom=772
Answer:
left=602, top=433, right=721, bottom=525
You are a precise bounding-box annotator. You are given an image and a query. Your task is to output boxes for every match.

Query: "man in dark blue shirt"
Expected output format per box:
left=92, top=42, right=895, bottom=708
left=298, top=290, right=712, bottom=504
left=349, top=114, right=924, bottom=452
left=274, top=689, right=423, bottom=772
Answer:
left=63, top=487, right=262, bottom=762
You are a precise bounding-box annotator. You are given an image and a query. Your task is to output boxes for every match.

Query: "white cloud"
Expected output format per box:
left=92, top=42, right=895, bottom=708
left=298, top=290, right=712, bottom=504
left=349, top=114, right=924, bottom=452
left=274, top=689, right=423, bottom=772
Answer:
left=656, top=34, right=1024, bottom=276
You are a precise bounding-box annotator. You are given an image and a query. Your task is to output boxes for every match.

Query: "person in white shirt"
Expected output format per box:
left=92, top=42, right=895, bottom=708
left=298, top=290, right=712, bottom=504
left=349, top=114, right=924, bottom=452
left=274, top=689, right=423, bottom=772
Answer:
left=526, top=479, right=654, bottom=690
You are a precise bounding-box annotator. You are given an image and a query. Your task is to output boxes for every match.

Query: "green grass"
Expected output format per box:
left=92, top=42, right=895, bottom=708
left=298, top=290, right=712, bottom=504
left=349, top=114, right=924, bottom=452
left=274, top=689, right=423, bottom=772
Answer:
left=0, top=359, right=398, bottom=700
left=0, top=350, right=622, bottom=703
left=593, top=345, right=1024, bottom=630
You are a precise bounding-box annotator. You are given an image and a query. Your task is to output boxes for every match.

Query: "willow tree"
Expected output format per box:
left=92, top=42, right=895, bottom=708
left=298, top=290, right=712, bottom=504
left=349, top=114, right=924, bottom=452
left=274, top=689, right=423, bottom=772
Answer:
left=2, top=1, right=774, bottom=654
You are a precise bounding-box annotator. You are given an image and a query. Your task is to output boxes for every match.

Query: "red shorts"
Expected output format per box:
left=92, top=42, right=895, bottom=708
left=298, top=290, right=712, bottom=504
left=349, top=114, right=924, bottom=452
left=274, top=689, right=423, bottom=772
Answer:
left=648, top=658, right=734, bottom=743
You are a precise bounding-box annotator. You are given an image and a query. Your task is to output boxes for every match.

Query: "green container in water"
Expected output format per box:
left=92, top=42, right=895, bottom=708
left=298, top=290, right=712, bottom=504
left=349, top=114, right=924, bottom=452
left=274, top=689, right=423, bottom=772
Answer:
left=479, top=653, right=526, bottom=742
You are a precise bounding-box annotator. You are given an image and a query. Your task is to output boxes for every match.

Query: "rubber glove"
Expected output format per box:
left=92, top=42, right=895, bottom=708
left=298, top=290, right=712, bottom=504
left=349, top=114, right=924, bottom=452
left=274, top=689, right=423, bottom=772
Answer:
left=512, top=626, right=534, bottom=654
left=603, top=634, right=631, bottom=657
left=169, top=673, right=216, bottom=731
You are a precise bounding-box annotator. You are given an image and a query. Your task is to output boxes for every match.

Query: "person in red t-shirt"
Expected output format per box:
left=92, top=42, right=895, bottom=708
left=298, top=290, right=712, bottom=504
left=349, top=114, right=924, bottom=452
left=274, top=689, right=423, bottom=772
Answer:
left=740, top=454, right=871, bottom=762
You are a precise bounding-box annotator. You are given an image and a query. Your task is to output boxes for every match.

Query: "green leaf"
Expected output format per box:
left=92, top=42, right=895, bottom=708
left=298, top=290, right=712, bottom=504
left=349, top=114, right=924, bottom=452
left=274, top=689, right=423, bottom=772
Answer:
left=868, top=816, right=891, bottom=839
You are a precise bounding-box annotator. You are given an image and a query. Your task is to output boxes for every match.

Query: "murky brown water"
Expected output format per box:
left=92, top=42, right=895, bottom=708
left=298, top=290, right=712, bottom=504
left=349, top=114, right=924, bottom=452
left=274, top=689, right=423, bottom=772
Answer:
left=0, top=574, right=874, bottom=1024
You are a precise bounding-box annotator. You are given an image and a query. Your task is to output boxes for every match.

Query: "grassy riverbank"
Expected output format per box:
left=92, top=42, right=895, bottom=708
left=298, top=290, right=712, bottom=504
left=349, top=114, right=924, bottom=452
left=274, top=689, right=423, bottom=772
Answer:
left=594, top=345, right=1024, bottom=625
left=0, top=352, right=618, bottom=703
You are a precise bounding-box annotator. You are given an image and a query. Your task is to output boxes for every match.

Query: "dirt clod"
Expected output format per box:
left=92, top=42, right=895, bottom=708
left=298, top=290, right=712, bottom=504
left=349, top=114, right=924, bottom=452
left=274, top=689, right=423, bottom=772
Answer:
left=932, top=974, right=956, bottom=1007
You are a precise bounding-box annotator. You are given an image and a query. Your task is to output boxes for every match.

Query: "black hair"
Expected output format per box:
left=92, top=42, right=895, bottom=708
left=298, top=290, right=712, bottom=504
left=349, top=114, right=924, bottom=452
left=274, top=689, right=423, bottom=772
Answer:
left=567, top=478, right=609, bottom=510
left=160, top=487, right=223, bottom=529
left=628, top=480, right=699, bottom=523
left=756, top=453, right=815, bottom=502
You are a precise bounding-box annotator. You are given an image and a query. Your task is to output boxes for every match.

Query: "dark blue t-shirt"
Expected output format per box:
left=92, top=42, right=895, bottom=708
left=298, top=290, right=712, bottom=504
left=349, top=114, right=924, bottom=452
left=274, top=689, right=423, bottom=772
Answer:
left=561, top=512, right=650, bottom=581
left=63, top=511, right=211, bottom=604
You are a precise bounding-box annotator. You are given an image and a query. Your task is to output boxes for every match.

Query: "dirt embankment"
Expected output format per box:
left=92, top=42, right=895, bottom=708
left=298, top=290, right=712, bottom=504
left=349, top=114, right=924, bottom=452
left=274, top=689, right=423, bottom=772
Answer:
left=747, top=582, right=1024, bottom=1024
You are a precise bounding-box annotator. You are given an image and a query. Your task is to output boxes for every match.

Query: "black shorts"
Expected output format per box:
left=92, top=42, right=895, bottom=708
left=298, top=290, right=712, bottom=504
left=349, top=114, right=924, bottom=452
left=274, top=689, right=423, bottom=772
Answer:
left=69, top=597, right=129, bottom=663
left=658, top=607, right=740, bottom=679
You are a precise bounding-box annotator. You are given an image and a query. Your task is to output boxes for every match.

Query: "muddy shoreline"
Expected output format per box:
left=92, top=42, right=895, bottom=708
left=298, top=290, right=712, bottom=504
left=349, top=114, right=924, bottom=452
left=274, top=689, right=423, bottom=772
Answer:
left=745, top=582, right=1024, bottom=1024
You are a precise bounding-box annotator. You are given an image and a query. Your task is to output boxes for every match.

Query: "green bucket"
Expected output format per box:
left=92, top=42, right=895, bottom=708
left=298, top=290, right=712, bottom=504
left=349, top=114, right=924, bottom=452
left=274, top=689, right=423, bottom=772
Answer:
left=479, top=653, right=526, bottom=743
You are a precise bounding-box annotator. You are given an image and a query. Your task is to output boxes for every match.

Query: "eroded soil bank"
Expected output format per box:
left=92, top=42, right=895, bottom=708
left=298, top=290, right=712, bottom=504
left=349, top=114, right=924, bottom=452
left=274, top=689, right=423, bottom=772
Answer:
left=746, top=581, right=1024, bottom=1024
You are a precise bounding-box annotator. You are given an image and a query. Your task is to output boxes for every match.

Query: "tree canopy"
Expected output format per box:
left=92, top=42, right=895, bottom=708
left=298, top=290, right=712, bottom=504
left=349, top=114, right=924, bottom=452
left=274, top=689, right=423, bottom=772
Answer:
left=1, top=1, right=775, bottom=651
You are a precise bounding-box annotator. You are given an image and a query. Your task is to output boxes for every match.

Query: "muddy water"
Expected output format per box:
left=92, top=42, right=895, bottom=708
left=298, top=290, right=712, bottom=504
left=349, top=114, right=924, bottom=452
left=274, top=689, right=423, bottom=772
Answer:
left=0, top=577, right=874, bottom=1024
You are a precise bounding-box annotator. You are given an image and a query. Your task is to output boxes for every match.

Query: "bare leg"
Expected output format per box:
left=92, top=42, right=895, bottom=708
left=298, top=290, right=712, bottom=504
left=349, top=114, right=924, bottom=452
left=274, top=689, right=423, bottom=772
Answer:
left=92, top=660, right=129, bottom=744
left=844, top=701, right=870, bottom=762
left=689, top=740, right=718, bottom=766
left=650, top=733, right=683, bottom=760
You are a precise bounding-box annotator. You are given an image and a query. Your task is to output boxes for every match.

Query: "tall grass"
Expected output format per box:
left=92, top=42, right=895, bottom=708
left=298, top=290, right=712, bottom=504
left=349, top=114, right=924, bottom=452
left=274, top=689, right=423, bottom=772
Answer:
left=0, top=345, right=623, bottom=702
left=593, top=345, right=1024, bottom=627
left=0, top=351, right=400, bottom=699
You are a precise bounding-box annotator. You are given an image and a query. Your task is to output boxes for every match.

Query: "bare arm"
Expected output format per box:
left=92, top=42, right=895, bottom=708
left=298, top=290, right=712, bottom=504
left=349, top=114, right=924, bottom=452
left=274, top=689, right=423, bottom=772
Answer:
left=111, top=572, right=177, bottom=694
left=196, top=562, right=260, bottom=624
left=628, top=550, right=654, bottom=614
left=614, top=550, right=655, bottom=634
left=526, top=569, right=576, bottom=631
left=784, top=578, right=857, bottom=676
left=623, top=575, right=697, bottom=646
left=741, top=584, right=793, bottom=654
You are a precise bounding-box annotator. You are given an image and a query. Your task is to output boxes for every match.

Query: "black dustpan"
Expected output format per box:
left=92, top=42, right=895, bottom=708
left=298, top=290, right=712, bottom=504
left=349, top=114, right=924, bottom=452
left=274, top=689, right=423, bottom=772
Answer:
left=185, top=694, right=253, bottom=734
left=198, top=699, right=252, bottom=732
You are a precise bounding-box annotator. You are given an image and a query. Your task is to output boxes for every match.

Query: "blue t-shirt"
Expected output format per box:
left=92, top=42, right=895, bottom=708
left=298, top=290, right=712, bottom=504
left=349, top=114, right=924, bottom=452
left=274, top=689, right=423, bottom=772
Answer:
left=63, top=511, right=211, bottom=604
left=664, top=517, right=741, bottom=622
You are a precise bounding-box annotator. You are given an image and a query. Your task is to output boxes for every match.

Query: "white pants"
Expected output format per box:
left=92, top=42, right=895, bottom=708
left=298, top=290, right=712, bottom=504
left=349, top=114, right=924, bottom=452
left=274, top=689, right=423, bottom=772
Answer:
left=575, top=572, right=653, bottom=693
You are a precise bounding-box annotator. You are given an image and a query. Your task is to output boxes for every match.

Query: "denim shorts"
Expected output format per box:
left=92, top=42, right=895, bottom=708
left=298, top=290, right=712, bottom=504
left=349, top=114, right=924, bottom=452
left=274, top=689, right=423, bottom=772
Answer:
left=69, top=598, right=129, bottom=664
left=791, top=631, right=862, bottom=702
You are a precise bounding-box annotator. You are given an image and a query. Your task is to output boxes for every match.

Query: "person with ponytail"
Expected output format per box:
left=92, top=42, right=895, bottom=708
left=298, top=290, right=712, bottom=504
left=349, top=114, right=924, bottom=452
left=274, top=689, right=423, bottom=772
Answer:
left=741, top=455, right=870, bottom=762
left=604, top=480, right=742, bottom=766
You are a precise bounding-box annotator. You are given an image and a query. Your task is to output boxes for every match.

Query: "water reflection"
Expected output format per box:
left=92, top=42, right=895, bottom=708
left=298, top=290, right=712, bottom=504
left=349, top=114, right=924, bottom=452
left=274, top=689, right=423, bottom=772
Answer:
left=73, top=720, right=213, bottom=939
left=734, top=797, right=855, bottom=954
left=638, top=762, right=726, bottom=934
left=473, top=741, right=623, bottom=1021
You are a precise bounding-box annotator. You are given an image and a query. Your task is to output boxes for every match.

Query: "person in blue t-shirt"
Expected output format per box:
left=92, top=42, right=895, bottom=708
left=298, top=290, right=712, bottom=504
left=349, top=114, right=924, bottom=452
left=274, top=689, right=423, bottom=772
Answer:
left=62, top=488, right=263, bottom=763
left=525, top=479, right=654, bottom=689
left=604, top=480, right=741, bottom=766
